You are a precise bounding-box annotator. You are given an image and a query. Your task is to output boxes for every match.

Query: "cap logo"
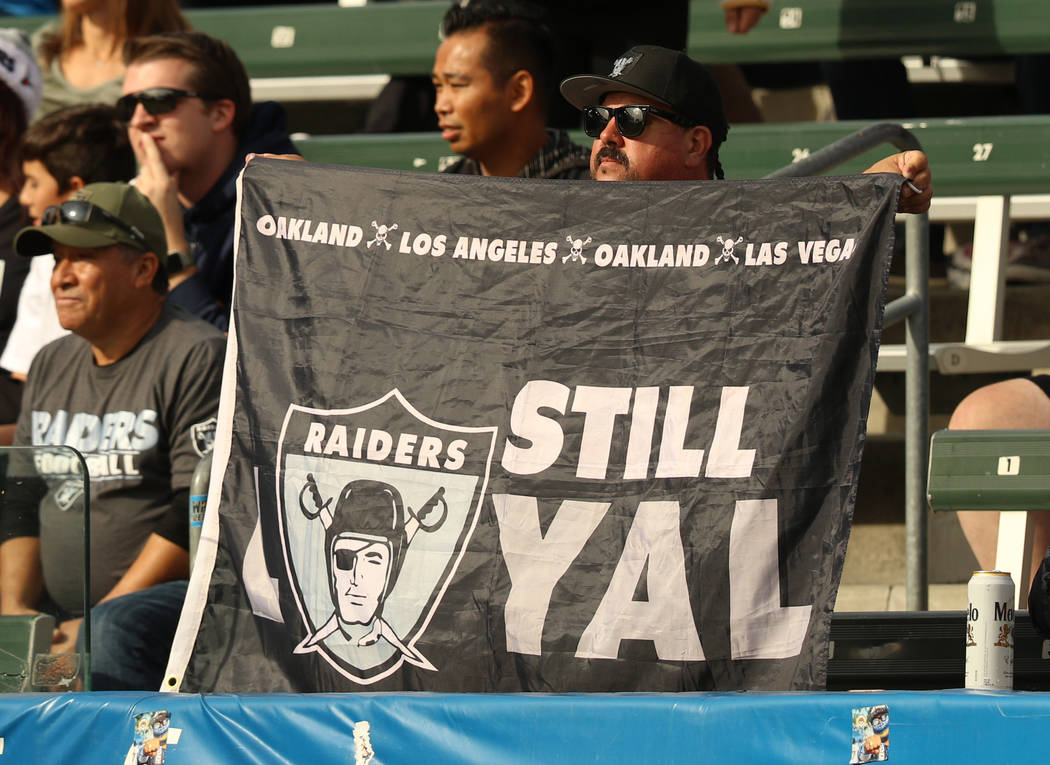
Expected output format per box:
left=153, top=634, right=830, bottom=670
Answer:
left=610, top=54, right=637, bottom=79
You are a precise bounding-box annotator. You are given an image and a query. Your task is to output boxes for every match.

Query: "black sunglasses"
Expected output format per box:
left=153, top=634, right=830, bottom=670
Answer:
left=116, top=87, right=218, bottom=121
left=43, top=200, right=148, bottom=251
left=583, top=104, right=695, bottom=139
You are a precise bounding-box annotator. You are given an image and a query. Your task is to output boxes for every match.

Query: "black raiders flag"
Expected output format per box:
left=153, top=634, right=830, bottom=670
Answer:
left=166, top=160, right=902, bottom=692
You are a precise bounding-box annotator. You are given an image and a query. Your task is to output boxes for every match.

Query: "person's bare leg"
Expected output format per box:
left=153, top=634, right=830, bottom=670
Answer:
left=951, top=378, right=1050, bottom=582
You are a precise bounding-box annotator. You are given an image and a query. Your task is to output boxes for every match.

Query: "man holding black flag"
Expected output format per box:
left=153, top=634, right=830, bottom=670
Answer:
left=173, top=44, right=929, bottom=698
left=559, top=44, right=932, bottom=211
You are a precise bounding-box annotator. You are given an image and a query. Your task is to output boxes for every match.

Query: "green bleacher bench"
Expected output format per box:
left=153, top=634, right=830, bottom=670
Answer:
left=295, top=116, right=1050, bottom=198
left=928, top=429, right=1050, bottom=511
left=187, top=0, right=1050, bottom=76
left=687, top=0, right=1050, bottom=64
left=928, top=429, right=1050, bottom=607
left=6, top=0, right=1050, bottom=81
left=4, top=3, right=447, bottom=79
left=189, top=2, right=445, bottom=79
left=828, top=609, right=1050, bottom=690
left=0, top=614, right=54, bottom=693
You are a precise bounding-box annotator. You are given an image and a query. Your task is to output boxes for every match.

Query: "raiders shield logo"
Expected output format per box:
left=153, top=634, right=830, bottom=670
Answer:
left=277, top=389, right=497, bottom=684
left=54, top=480, right=84, bottom=512
left=190, top=417, right=217, bottom=457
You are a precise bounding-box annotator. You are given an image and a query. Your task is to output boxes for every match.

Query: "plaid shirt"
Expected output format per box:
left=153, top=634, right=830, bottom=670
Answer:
left=443, top=129, right=590, bottom=180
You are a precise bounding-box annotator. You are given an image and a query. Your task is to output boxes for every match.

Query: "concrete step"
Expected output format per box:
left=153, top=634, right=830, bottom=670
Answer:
left=841, top=434, right=981, bottom=612
left=835, top=583, right=968, bottom=611
left=836, top=518, right=973, bottom=611
left=840, top=517, right=980, bottom=588
left=843, top=424, right=984, bottom=611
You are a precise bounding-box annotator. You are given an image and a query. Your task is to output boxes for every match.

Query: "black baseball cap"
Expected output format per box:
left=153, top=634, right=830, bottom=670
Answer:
left=14, top=182, right=167, bottom=260
left=560, top=45, right=729, bottom=145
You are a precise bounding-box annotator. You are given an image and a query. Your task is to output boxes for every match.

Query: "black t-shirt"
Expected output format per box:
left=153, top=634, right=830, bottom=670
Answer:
left=0, top=195, right=33, bottom=357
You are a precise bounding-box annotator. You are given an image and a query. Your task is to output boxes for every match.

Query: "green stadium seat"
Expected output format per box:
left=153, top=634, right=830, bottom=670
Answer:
left=928, top=428, right=1050, bottom=606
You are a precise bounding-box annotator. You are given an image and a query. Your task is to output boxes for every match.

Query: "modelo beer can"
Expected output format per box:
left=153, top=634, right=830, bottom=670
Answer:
left=965, top=570, right=1015, bottom=690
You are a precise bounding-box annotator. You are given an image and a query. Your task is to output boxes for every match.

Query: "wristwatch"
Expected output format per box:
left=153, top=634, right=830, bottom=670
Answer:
left=165, top=249, right=194, bottom=273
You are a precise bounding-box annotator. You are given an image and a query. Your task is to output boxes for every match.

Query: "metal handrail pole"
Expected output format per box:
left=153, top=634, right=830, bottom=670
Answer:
left=766, top=122, right=923, bottom=179
left=71, top=446, right=91, bottom=691
left=883, top=294, right=923, bottom=327
left=905, top=213, right=930, bottom=610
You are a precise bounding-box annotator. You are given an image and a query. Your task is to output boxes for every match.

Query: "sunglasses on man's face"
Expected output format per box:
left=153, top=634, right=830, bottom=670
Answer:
left=115, top=87, right=217, bottom=121
left=43, top=200, right=148, bottom=251
left=582, top=104, right=695, bottom=139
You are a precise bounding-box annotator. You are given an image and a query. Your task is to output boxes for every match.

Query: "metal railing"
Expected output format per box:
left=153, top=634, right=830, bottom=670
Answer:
left=766, top=122, right=931, bottom=610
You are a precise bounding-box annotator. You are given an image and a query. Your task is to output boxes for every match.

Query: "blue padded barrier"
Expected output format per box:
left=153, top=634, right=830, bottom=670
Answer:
left=0, top=690, right=1048, bottom=763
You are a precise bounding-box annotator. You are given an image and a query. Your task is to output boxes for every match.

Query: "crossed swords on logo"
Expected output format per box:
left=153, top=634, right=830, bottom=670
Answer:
left=296, top=474, right=447, bottom=669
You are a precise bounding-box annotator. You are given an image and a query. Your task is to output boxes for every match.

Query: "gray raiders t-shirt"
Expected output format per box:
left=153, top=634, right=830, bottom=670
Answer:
left=14, top=304, right=225, bottom=615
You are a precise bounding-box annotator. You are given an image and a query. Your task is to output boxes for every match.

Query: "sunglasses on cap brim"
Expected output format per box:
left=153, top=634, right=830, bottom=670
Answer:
left=42, top=199, right=149, bottom=251
left=115, top=87, right=219, bottom=121
left=583, top=104, right=695, bottom=139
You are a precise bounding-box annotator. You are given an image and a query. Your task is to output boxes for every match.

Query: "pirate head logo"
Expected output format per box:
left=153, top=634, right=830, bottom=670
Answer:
left=278, top=390, right=497, bottom=684
left=296, top=476, right=448, bottom=666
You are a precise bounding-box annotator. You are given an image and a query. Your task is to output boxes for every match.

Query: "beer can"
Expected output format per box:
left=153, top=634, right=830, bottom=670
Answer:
left=965, top=570, right=1015, bottom=690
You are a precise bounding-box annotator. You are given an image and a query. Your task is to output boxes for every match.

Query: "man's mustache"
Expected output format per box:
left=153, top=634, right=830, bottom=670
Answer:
left=593, top=145, right=628, bottom=170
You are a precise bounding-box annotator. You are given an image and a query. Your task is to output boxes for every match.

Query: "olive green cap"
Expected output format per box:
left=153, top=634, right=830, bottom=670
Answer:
left=14, top=182, right=167, bottom=262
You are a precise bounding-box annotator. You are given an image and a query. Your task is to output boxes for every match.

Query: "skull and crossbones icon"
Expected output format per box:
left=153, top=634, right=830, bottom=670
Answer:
left=716, top=235, right=744, bottom=264
left=563, top=235, right=591, bottom=264
left=367, top=220, right=399, bottom=250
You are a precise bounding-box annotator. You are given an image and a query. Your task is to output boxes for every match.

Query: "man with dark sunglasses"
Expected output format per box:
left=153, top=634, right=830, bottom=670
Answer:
left=121, top=32, right=297, bottom=331
left=0, top=182, right=225, bottom=690
left=560, top=45, right=932, bottom=213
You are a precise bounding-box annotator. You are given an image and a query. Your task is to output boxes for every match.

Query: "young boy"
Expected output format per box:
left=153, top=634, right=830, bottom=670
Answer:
left=19, top=103, right=136, bottom=226
left=0, top=104, right=135, bottom=430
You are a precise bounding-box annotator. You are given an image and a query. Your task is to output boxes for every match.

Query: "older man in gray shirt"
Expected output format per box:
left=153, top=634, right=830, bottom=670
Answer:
left=0, top=182, right=224, bottom=690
